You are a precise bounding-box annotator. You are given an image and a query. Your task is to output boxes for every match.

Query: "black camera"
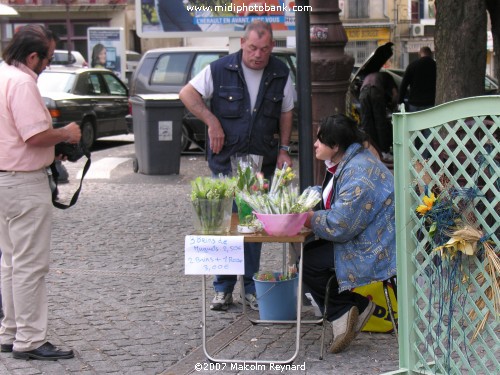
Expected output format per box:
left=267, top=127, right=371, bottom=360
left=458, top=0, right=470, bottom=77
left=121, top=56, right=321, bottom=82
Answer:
left=55, top=142, right=89, bottom=162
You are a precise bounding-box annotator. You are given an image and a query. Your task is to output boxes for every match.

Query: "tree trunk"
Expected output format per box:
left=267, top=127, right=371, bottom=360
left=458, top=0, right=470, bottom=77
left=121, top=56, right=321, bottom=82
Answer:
left=486, top=0, right=500, bottom=84
left=435, top=0, right=487, bottom=104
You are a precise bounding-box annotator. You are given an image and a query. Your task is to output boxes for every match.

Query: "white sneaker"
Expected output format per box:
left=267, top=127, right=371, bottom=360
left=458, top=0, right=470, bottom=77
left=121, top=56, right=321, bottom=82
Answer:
left=210, top=292, right=233, bottom=311
left=329, top=306, right=359, bottom=353
left=354, top=300, right=376, bottom=337
left=240, top=293, right=259, bottom=311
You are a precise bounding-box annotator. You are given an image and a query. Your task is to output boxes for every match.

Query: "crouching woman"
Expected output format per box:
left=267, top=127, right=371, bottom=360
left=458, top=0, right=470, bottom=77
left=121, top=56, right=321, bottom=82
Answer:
left=303, top=114, right=397, bottom=354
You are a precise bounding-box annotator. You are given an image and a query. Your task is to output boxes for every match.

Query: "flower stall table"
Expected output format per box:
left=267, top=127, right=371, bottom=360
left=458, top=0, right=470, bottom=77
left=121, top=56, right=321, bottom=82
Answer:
left=198, top=214, right=315, bottom=365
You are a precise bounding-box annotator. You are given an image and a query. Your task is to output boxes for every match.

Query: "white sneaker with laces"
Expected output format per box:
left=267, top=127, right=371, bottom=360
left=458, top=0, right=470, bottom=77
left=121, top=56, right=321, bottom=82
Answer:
left=240, top=293, right=259, bottom=310
left=329, top=306, right=359, bottom=353
left=210, top=292, right=233, bottom=311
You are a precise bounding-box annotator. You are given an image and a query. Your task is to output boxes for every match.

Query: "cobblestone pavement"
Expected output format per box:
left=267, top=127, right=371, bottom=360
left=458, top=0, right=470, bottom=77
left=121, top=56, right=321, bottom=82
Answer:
left=0, top=138, right=399, bottom=374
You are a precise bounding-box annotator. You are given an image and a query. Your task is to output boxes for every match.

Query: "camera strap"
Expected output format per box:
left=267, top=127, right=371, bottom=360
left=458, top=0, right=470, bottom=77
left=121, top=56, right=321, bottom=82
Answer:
left=50, top=152, right=91, bottom=209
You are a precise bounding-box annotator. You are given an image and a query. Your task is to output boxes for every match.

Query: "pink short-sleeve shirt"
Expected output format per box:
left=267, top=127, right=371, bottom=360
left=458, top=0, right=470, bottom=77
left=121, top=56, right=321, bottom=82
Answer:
left=0, top=63, right=54, bottom=171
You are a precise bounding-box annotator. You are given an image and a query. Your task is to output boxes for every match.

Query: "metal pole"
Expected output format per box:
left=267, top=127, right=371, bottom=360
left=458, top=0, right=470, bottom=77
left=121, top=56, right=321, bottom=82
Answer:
left=65, top=1, right=73, bottom=56
left=295, top=0, right=314, bottom=191
left=309, top=0, right=354, bottom=184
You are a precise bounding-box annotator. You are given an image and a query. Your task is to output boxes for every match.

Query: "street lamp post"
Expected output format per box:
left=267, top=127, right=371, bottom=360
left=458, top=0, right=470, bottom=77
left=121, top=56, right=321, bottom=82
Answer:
left=65, top=0, right=73, bottom=58
left=309, top=0, right=354, bottom=184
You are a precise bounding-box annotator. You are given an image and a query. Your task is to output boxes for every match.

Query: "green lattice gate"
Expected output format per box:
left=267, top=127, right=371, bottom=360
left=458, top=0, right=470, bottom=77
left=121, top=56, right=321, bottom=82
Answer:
left=384, top=96, right=500, bottom=375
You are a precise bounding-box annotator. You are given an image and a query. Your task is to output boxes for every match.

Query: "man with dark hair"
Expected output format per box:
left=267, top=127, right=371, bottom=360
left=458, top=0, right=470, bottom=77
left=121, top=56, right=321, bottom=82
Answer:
left=399, top=46, right=436, bottom=112
left=0, top=24, right=81, bottom=360
left=180, top=20, right=294, bottom=311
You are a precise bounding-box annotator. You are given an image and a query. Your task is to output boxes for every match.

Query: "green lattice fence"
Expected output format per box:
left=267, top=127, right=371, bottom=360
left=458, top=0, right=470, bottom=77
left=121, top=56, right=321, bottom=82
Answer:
left=384, top=96, right=500, bottom=375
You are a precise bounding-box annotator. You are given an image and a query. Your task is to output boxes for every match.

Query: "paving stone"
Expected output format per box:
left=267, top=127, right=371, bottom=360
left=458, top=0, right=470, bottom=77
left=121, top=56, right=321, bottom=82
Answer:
left=0, top=142, right=399, bottom=374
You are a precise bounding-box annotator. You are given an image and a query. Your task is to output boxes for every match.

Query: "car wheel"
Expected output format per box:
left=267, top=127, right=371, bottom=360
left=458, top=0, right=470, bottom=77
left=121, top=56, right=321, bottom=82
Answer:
left=181, top=123, right=192, bottom=151
left=81, top=120, right=95, bottom=150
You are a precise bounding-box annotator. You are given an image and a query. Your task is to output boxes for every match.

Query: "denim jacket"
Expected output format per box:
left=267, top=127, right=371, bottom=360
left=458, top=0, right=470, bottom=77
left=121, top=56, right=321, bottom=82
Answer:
left=310, top=143, right=397, bottom=291
left=209, top=50, right=289, bottom=177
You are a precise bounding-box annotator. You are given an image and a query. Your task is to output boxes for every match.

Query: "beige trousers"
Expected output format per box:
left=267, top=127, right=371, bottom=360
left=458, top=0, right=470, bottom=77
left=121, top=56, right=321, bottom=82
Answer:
left=0, top=169, right=52, bottom=351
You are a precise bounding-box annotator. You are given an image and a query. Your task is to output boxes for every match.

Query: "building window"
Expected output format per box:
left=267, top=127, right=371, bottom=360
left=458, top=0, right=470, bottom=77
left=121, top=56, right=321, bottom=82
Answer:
left=411, top=0, right=426, bottom=22
left=45, top=21, right=107, bottom=62
left=345, top=40, right=378, bottom=66
left=348, top=0, right=369, bottom=19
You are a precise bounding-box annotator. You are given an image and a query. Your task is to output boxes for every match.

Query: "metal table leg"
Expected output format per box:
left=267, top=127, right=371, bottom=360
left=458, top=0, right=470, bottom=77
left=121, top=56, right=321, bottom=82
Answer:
left=201, top=243, right=311, bottom=364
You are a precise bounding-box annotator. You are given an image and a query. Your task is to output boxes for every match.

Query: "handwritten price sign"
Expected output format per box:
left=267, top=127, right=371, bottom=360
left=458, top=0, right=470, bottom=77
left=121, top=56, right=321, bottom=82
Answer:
left=184, top=235, right=244, bottom=275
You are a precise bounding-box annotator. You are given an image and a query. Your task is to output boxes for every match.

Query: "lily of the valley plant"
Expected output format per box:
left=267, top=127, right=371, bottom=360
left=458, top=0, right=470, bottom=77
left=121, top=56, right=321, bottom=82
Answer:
left=238, top=164, right=321, bottom=215
left=190, top=176, right=236, bottom=234
left=190, top=175, right=236, bottom=200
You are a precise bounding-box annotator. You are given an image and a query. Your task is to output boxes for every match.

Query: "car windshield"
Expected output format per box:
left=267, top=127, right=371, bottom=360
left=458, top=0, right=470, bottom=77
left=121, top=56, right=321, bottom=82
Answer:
left=38, top=72, right=76, bottom=93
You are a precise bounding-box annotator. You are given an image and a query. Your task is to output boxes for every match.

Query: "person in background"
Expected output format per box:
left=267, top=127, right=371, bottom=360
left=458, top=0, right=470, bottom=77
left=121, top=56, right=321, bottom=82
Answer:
left=359, top=71, right=398, bottom=162
left=398, top=46, right=436, bottom=112
left=179, top=20, right=294, bottom=311
left=399, top=46, right=436, bottom=157
left=91, top=43, right=107, bottom=69
left=302, top=114, right=397, bottom=354
left=0, top=24, right=81, bottom=360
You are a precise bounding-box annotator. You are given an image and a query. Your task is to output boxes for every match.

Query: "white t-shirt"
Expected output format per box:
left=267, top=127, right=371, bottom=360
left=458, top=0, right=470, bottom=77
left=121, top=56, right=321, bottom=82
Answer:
left=189, top=61, right=295, bottom=113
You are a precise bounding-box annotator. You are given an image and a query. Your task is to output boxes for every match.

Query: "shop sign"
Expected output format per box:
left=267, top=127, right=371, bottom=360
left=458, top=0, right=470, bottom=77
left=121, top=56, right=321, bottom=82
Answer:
left=346, top=27, right=390, bottom=41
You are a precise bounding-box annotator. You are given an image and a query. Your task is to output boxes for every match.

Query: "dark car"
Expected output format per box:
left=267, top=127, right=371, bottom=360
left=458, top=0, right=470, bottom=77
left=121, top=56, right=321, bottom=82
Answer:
left=38, top=67, right=130, bottom=149
left=129, top=46, right=297, bottom=152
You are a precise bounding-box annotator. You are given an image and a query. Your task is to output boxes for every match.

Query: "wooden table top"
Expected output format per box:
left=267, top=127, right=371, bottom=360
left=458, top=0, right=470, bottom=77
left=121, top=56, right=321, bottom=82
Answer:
left=229, top=213, right=312, bottom=243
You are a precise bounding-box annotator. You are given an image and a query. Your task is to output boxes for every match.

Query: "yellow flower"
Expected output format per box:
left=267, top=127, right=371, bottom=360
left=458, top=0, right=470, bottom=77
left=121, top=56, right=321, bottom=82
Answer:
left=416, top=193, right=436, bottom=215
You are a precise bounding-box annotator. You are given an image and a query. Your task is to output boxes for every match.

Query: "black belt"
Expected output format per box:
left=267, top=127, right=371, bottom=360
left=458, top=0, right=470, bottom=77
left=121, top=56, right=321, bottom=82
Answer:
left=0, top=170, right=7, bottom=172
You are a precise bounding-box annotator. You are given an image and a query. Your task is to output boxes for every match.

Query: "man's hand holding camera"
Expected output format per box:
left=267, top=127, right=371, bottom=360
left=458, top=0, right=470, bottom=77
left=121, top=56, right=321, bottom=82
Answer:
left=60, top=122, right=81, bottom=144
left=55, top=122, right=84, bottom=162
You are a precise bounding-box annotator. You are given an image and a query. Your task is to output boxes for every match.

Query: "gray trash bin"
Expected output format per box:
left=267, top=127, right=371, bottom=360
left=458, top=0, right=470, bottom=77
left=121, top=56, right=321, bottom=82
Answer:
left=130, top=94, right=183, bottom=175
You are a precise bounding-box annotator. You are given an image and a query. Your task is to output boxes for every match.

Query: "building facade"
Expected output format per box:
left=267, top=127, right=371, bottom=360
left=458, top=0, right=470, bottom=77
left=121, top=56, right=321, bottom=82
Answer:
left=1, top=0, right=494, bottom=77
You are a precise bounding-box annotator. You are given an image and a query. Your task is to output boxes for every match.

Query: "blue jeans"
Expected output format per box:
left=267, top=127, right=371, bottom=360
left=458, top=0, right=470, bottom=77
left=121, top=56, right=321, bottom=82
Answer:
left=213, top=242, right=262, bottom=295
left=213, top=199, right=262, bottom=294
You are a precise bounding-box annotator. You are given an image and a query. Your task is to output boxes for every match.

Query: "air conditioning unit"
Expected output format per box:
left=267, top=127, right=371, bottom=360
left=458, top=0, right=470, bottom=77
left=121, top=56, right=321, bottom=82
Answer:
left=410, top=24, right=425, bottom=37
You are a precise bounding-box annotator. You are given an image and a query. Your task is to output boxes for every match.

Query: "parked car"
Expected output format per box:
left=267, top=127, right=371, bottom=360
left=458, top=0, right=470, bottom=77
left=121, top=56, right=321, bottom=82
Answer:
left=37, top=67, right=130, bottom=150
left=129, top=46, right=297, bottom=152
left=50, top=50, right=88, bottom=68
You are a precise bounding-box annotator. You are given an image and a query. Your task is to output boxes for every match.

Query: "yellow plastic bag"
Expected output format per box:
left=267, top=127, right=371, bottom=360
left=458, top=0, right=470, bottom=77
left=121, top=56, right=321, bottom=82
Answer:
left=353, top=281, right=398, bottom=333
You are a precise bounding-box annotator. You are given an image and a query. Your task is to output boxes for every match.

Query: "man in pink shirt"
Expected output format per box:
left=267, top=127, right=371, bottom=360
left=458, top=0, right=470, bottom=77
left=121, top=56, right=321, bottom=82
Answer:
left=0, top=25, right=81, bottom=360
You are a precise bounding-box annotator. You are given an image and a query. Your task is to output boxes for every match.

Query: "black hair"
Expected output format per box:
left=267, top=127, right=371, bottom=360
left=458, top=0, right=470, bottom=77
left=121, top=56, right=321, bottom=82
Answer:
left=317, top=114, right=368, bottom=152
left=2, top=25, right=58, bottom=66
left=91, top=43, right=106, bottom=68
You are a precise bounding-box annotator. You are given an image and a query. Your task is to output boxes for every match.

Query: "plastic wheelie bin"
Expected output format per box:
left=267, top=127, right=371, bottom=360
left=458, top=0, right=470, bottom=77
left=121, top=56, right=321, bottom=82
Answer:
left=130, top=94, right=183, bottom=175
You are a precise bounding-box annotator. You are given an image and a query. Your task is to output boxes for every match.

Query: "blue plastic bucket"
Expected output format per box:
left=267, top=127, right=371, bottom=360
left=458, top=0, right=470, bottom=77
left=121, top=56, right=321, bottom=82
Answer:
left=253, top=273, right=298, bottom=320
